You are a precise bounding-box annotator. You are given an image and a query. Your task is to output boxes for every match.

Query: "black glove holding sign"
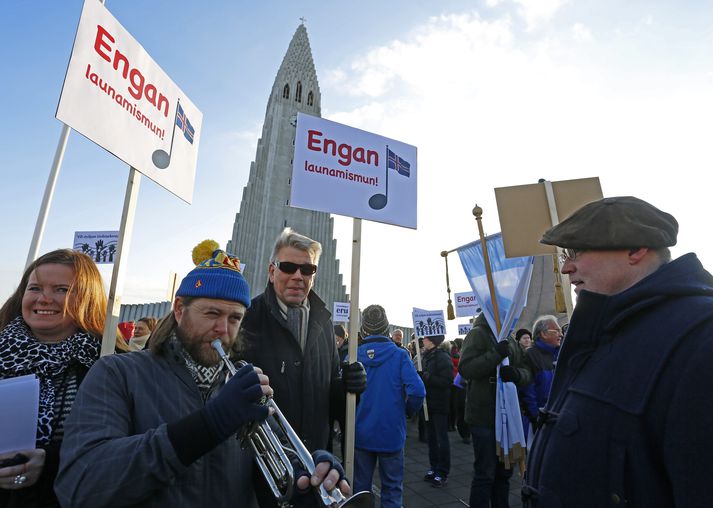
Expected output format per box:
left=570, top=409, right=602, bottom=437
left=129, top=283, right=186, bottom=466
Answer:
left=494, top=340, right=510, bottom=358
left=341, top=361, right=367, bottom=395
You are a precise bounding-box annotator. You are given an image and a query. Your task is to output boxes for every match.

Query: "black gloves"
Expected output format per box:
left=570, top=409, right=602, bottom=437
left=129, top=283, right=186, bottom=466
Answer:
left=341, top=361, right=367, bottom=394
left=293, top=449, right=346, bottom=495
left=203, top=363, right=269, bottom=441
left=494, top=340, right=510, bottom=358
left=500, top=365, right=521, bottom=384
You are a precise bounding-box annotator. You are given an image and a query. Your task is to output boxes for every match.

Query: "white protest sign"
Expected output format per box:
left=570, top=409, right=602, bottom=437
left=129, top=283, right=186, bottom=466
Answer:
left=455, top=291, right=479, bottom=317
left=458, top=323, right=473, bottom=335
left=412, top=308, right=446, bottom=337
left=57, top=0, right=202, bottom=203
left=291, top=113, right=417, bottom=229
left=73, top=230, right=119, bottom=264
left=333, top=302, right=350, bottom=322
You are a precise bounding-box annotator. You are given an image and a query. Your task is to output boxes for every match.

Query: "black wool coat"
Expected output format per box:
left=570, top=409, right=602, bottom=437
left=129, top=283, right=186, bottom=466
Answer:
left=238, top=283, right=341, bottom=452
left=525, top=254, right=713, bottom=507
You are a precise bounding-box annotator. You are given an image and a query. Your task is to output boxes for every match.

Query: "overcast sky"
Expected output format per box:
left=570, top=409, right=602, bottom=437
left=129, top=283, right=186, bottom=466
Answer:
left=2, top=0, right=712, bottom=333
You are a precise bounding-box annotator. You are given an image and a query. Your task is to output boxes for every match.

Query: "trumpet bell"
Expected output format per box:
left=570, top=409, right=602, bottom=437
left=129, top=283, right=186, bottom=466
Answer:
left=339, top=490, right=374, bottom=508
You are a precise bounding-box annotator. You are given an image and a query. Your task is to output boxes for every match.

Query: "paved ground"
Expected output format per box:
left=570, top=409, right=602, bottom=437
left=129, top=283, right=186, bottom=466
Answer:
left=339, top=418, right=524, bottom=507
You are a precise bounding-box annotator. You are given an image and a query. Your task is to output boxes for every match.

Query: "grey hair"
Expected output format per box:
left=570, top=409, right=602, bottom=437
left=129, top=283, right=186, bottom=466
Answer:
left=533, top=314, right=559, bottom=340
left=654, top=247, right=671, bottom=263
left=270, top=227, right=322, bottom=264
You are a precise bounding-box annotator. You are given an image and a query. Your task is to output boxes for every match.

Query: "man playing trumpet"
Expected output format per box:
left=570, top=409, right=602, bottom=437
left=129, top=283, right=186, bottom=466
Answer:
left=56, top=242, right=350, bottom=507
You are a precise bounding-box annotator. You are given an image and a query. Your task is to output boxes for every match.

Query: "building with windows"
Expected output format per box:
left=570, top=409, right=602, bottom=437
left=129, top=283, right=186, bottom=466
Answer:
left=227, top=23, right=347, bottom=310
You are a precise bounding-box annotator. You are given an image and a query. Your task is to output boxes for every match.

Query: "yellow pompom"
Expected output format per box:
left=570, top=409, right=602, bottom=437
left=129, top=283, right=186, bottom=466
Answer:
left=192, top=240, right=220, bottom=266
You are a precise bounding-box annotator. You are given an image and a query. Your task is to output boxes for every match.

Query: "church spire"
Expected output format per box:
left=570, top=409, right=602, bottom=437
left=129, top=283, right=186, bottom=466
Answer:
left=228, top=25, right=345, bottom=310
left=269, top=24, right=321, bottom=115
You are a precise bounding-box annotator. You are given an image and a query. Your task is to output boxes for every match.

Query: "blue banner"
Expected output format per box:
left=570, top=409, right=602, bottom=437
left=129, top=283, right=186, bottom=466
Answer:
left=457, top=232, right=534, bottom=464
left=456, top=232, right=533, bottom=341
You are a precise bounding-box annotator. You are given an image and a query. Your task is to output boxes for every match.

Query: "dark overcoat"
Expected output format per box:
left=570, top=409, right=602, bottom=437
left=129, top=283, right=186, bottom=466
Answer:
left=525, top=254, right=713, bottom=507
left=238, top=282, right=340, bottom=452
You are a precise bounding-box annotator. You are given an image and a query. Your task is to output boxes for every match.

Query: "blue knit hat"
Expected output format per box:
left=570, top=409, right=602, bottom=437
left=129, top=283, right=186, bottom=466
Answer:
left=176, top=240, right=251, bottom=308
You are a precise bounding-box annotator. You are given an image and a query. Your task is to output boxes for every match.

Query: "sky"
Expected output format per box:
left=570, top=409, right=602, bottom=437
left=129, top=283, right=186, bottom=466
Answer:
left=2, top=0, right=712, bottom=335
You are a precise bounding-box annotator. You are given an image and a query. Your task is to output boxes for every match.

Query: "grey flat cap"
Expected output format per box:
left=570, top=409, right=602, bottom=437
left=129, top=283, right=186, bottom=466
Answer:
left=541, top=196, right=678, bottom=249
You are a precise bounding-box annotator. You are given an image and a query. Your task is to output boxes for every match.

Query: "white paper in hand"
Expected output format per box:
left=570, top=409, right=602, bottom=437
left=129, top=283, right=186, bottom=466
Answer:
left=0, top=374, right=39, bottom=454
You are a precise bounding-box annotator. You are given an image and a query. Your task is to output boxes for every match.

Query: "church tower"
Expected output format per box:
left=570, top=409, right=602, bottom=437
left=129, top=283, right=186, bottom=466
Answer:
left=227, top=24, right=347, bottom=309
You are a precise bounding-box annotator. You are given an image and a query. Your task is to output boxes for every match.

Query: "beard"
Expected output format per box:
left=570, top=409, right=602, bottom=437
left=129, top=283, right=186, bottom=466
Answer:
left=174, top=322, right=229, bottom=368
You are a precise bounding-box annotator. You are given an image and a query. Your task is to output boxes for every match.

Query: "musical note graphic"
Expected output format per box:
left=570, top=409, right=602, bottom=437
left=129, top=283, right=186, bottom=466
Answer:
left=368, top=145, right=410, bottom=210
left=152, top=100, right=195, bottom=169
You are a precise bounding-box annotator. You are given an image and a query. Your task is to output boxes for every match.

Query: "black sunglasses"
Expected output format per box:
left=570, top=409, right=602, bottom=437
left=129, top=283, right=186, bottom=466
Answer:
left=272, top=260, right=318, bottom=276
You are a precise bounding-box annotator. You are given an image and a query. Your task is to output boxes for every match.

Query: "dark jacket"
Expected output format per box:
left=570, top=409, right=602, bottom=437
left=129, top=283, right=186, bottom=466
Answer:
left=56, top=348, right=254, bottom=508
left=238, top=282, right=340, bottom=452
left=421, top=345, right=454, bottom=414
left=459, top=314, right=532, bottom=427
left=525, top=253, right=713, bottom=507
left=521, top=339, right=559, bottom=421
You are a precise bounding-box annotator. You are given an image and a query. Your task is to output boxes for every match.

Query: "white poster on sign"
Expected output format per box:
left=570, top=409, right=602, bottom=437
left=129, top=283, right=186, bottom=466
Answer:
left=73, top=230, right=120, bottom=264
left=57, top=0, right=202, bottom=204
left=455, top=291, right=479, bottom=318
left=458, top=323, right=473, bottom=336
left=291, top=113, right=417, bottom=229
left=412, top=308, right=446, bottom=337
left=333, top=302, right=350, bottom=322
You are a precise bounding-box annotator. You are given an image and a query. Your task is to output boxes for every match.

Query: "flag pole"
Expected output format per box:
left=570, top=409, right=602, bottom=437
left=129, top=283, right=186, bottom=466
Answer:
left=541, top=180, right=573, bottom=318
left=384, top=145, right=389, bottom=196
left=344, top=217, right=362, bottom=484
left=26, top=124, right=71, bottom=268
left=413, top=333, right=429, bottom=421
left=100, top=167, right=141, bottom=356
left=441, top=251, right=456, bottom=320
left=473, top=205, right=501, bottom=334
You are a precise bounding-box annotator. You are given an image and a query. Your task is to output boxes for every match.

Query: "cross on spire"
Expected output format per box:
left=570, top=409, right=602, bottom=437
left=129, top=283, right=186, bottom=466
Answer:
left=299, top=17, right=307, bottom=25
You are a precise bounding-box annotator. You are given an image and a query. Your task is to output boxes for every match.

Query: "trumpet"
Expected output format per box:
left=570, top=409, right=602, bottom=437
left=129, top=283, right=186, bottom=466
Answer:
left=210, top=340, right=373, bottom=508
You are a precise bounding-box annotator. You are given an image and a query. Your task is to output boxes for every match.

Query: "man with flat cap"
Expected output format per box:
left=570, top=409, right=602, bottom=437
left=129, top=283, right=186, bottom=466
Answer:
left=523, top=196, right=713, bottom=507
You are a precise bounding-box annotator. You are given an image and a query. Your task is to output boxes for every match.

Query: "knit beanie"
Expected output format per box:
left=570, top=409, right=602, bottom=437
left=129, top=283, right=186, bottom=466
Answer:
left=428, top=335, right=445, bottom=347
left=361, top=304, right=389, bottom=337
left=515, top=329, right=531, bottom=341
left=334, top=324, right=347, bottom=339
left=176, top=240, right=251, bottom=308
left=117, top=321, right=134, bottom=340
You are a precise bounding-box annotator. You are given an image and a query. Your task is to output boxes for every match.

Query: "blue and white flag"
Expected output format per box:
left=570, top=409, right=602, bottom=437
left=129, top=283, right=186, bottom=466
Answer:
left=457, top=232, right=534, bottom=465
left=456, top=233, right=533, bottom=341
left=176, top=103, right=195, bottom=144
left=387, top=148, right=410, bottom=177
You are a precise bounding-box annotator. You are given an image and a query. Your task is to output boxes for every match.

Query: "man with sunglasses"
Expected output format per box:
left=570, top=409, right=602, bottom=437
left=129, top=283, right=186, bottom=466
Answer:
left=239, top=228, right=367, bottom=508
left=523, top=196, right=713, bottom=507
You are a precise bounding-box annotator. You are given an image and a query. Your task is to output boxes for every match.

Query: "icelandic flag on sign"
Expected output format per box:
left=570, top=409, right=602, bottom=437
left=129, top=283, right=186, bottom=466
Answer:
left=387, top=148, right=410, bottom=177
left=176, top=103, right=195, bottom=144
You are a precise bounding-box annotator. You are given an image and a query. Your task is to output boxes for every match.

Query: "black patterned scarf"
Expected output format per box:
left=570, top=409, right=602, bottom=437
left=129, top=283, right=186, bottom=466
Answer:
left=167, top=335, right=222, bottom=396
left=0, top=316, right=99, bottom=445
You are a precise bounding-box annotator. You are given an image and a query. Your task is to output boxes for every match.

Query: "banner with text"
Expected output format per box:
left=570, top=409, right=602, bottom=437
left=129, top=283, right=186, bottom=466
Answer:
left=57, top=0, right=202, bottom=203
left=454, top=291, right=479, bottom=317
left=412, top=308, right=446, bottom=337
left=333, top=302, right=350, bottom=322
left=291, top=113, right=417, bottom=229
left=73, top=230, right=119, bottom=264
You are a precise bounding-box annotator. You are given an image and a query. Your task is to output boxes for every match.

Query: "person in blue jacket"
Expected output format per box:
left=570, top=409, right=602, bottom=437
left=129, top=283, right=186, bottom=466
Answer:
left=520, top=315, right=561, bottom=436
left=354, top=305, right=425, bottom=508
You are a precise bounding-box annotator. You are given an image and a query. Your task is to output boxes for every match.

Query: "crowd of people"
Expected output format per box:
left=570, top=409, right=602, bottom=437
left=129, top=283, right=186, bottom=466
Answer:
left=1, top=196, right=712, bottom=508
